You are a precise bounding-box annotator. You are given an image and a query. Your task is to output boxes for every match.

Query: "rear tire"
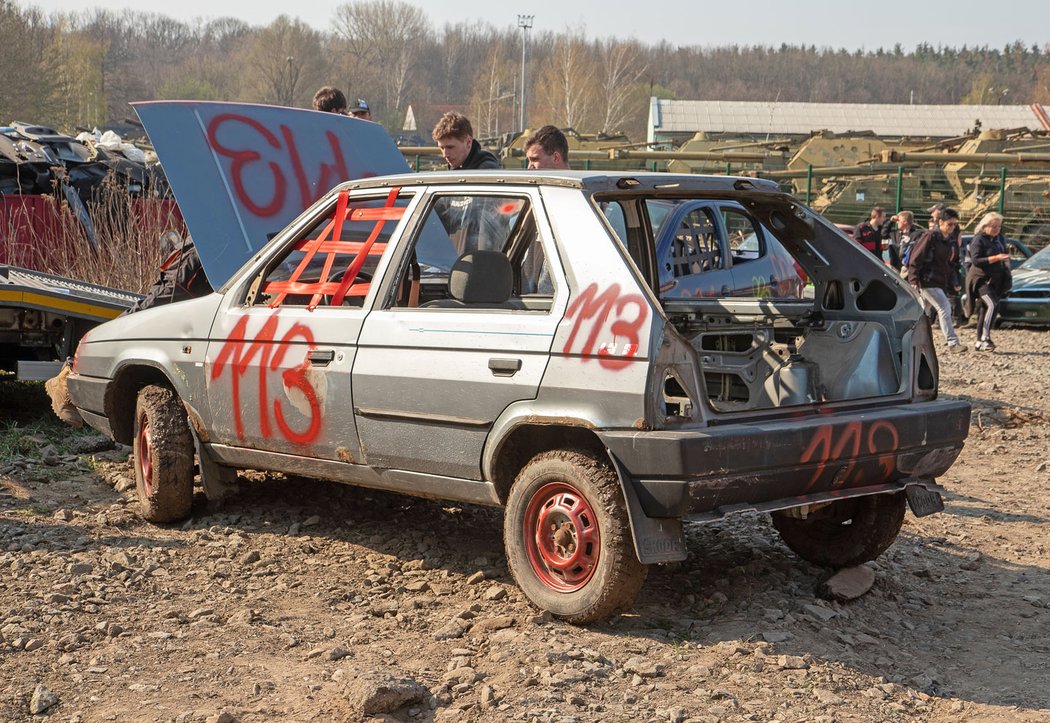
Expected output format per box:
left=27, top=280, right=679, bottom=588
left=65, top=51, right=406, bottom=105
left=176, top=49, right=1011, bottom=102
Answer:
left=504, top=450, right=646, bottom=624
left=132, top=385, right=194, bottom=522
left=772, top=493, right=906, bottom=568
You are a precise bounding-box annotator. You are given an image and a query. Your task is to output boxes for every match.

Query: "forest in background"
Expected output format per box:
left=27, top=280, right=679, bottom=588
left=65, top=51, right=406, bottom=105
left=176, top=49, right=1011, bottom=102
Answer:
left=3, top=0, right=1050, bottom=143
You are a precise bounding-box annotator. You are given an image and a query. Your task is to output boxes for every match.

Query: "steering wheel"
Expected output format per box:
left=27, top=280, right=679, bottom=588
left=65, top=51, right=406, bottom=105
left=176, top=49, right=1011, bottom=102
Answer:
left=323, top=269, right=372, bottom=306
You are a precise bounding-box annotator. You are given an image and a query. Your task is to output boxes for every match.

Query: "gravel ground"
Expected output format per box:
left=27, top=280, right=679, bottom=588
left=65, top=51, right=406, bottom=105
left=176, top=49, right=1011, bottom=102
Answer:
left=1, top=326, right=1048, bottom=723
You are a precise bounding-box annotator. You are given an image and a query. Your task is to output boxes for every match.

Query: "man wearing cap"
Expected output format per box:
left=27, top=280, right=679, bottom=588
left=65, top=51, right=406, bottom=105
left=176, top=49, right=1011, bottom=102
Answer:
left=350, top=99, right=372, bottom=121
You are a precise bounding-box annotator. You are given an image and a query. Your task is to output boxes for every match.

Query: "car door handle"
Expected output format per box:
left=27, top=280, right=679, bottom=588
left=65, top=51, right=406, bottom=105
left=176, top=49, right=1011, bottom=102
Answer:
left=488, top=358, right=522, bottom=376
left=308, top=349, right=335, bottom=366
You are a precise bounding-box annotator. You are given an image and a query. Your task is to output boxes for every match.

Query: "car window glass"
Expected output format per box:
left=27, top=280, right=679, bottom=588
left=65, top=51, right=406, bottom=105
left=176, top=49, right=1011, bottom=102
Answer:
left=645, top=199, right=678, bottom=239
left=599, top=201, right=628, bottom=244
left=667, top=207, right=722, bottom=278
left=257, top=190, right=408, bottom=308
left=723, top=208, right=765, bottom=264
left=390, top=194, right=552, bottom=311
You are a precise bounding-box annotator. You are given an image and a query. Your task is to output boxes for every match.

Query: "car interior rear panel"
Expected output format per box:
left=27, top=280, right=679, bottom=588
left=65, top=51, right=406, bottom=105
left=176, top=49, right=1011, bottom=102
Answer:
left=593, top=187, right=932, bottom=419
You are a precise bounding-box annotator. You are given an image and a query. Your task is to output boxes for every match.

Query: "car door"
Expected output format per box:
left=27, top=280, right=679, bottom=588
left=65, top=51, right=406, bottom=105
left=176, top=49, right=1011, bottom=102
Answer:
left=652, top=201, right=735, bottom=298
left=204, top=187, right=415, bottom=461
left=719, top=203, right=805, bottom=299
left=351, top=187, right=562, bottom=480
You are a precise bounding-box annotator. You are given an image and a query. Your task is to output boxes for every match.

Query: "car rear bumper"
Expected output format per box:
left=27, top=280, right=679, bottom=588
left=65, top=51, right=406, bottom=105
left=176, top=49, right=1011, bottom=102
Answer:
left=599, top=399, right=970, bottom=518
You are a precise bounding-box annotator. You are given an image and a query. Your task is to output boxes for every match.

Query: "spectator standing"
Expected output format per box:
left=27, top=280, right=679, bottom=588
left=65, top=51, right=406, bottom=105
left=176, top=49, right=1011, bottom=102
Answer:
left=312, top=86, right=348, bottom=114
left=907, top=208, right=967, bottom=353
left=928, top=202, right=966, bottom=323
left=966, top=212, right=1012, bottom=351
left=854, top=206, right=889, bottom=260
left=886, top=210, right=918, bottom=272
left=524, top=125, right=570, bottom=170
left=349, top=98, right=372, bottom=120
left=432, top=112, right=500, bottom=170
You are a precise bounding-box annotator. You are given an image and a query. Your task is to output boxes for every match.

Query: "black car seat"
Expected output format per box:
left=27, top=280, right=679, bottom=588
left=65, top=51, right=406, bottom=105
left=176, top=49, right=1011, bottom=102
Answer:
left=422, top=250, right=523, bottom=309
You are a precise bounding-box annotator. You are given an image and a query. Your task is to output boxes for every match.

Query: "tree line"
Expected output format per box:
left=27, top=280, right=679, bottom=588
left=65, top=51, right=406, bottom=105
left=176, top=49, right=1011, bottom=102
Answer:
left=3, top=0, right=1049, bottom=144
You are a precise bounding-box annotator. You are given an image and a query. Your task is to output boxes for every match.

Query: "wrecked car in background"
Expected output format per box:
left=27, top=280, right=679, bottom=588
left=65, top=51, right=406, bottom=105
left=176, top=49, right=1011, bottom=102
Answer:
left=67, top=167, right=971, bottom=623
left=999, top=243, right=1050, bottom=325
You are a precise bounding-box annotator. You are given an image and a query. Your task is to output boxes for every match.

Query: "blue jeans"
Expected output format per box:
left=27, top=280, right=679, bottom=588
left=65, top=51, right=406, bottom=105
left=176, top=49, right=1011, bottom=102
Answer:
left=919, top=287, right=960, bottom=345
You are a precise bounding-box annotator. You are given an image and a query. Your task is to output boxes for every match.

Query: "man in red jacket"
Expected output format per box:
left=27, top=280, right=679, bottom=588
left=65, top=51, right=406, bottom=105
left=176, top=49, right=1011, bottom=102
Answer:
left=854, top=206, right=889, bottom=260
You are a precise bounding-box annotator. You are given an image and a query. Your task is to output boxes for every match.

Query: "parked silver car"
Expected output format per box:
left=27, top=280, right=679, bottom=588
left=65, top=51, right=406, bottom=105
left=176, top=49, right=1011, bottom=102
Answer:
left=68, top=172, right=970, bottom=622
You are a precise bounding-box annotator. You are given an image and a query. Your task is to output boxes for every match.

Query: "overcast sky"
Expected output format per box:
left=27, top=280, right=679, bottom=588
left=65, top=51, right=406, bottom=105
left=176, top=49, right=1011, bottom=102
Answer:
left=18, top=0, right=1050, bottom=51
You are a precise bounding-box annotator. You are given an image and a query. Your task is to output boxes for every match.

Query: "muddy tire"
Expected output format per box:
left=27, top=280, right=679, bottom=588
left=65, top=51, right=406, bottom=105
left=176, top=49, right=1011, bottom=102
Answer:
left=132, top=385, right=194, bottom=523
left=504, top=450, right=647, bottom=624
left=772, top=493, right=906, bottom=568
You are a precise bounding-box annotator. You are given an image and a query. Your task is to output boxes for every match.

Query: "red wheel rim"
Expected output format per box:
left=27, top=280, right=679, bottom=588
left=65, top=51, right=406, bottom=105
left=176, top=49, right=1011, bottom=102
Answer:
left=137, top=412, right=154, bottom=497
left=523, top=482, right=600, bottom=592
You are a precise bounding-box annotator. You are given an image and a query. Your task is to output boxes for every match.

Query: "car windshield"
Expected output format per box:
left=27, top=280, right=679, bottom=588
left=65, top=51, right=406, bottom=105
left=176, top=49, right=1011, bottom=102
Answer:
left=1020, top=245, right=1050, bottom=271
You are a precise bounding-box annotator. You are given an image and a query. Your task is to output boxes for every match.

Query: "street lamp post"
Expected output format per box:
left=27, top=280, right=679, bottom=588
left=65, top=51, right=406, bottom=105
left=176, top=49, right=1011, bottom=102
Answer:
left=518, top=14, right=533, bottom=134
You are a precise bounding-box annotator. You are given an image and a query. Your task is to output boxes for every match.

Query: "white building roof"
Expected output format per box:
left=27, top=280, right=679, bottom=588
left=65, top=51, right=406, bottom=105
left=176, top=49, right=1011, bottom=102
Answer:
left=648, top=99, right=1050, bottom=142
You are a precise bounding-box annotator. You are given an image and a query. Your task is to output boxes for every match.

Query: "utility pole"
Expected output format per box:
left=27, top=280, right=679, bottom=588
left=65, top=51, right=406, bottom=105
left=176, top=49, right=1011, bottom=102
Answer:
left=518, top=14, right=534, bottom=134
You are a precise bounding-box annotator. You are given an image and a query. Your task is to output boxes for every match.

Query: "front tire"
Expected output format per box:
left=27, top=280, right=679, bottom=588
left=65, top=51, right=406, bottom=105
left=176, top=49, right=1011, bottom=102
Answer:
left=772, top=493, right=906, bottom=568
left=132, top=385, right=194, bottom=522
left=504, top=450, right=646, bottom=624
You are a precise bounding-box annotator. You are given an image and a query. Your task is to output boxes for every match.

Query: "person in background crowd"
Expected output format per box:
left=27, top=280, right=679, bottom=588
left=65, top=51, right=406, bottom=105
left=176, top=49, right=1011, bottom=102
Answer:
left=907, top=207, right=968, bottom=353
left=312, top=86, right=348, bottom=114
left=886, top=210, right=917, bottom=272
left=966, top=211, right=1012, bottom=351
left=524, top=125, right=570, bottom=170
left=854, top=206, right=890, bottom=260
left=431, top=112, right=500, bottom=170
left=929, top=202, right=966, bottom=324
left=349, top=98, right=372, bottom=120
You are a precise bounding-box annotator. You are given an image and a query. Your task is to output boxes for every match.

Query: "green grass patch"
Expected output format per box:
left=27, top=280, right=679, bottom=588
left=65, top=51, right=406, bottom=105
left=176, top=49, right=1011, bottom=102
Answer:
left=0, top=380, right=108, bottom=460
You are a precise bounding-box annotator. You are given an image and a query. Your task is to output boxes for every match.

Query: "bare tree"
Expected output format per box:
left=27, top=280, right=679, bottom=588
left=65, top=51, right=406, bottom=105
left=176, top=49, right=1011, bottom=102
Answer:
left=536, top=31, right=596, bottom=130
left=332, top=0, right=430, bottom=117
left=242, top=16, right=326, bottom=107
left=0, top=1, right=59, bottom=121
left=470, top=43, right=517, bottom=137
left=597, top=39, right=645, bottom=135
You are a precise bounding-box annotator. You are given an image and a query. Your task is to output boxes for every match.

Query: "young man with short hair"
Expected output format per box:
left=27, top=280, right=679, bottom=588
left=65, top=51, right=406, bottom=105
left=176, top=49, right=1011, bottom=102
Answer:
left=907, top=208, right=968, bottom=353
left=854, top=206, right=888, bottom=259
left=431, top=112, right=500, bottom=170
left=312, top=86, right=347, bottom=114
left=524, top=125, right=570, bottom=170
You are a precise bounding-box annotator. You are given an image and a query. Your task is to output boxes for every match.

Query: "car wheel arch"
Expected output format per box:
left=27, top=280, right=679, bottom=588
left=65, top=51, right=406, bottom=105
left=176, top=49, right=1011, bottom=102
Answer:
left=107, top=363, right=180, bottom=445
left=489, top=423, right=606, bottom=505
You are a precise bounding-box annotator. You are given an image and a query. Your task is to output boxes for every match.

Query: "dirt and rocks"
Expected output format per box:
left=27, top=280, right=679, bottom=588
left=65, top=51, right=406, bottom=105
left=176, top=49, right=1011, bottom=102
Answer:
left=1, top=327, right=1049, bottom=723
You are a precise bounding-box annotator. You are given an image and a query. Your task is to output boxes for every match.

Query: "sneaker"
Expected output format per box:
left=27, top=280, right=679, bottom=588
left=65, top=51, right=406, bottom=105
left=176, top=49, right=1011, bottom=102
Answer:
left=947, top=342, right=968, bottom=353
left=975, top=340, right=995, bottom=352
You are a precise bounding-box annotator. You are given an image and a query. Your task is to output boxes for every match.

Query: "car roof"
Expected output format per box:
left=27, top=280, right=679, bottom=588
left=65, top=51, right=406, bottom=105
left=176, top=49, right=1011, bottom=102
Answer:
left=338, top=170, right=784, bottom=196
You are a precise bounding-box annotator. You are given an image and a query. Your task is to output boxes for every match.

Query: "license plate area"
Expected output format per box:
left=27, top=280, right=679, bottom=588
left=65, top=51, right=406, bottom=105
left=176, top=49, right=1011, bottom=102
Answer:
left=905, top=485, right=945, bottom=517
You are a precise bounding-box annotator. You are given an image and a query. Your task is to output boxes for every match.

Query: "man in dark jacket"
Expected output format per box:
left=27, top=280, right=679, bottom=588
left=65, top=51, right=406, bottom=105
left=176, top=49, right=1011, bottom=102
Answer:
left=907, top=208, right=967, bottom=353
left=432, top=112, right=500, bottom=170
left=854, top=206, right=890, bottom=260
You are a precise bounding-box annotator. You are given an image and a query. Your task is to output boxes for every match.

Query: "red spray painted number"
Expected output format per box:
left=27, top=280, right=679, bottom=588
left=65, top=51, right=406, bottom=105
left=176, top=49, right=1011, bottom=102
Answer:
left=562, top=283, right=648, bottom=370
left=799, top=420, right=899, bottom=492
left=210, top=313, right=322, bottom=445
left=206, top=113, right=350, bottom=217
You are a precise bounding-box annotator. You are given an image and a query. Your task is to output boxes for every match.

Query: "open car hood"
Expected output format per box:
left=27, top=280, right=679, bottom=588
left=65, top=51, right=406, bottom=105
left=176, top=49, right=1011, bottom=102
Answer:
left=133, top=101, right=410, bottom=288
